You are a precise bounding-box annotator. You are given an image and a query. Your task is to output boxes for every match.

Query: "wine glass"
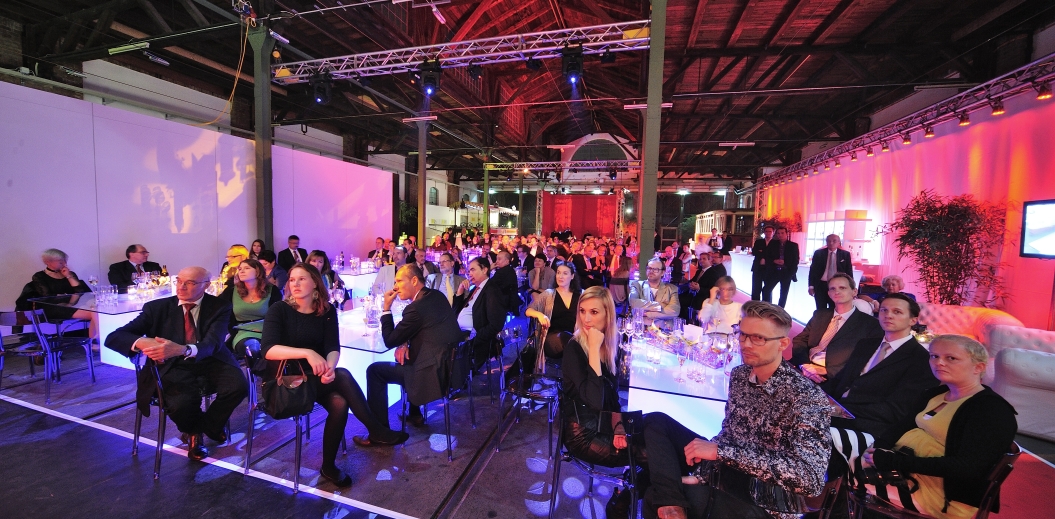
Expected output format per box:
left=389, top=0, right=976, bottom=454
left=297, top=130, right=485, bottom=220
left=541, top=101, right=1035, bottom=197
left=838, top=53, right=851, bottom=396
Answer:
left=87, top=275, right=99, bottom=294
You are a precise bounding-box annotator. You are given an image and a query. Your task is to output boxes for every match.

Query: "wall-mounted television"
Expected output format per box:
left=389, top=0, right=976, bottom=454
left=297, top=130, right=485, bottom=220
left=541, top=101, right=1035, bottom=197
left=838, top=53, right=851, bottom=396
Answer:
left=1021, top=198, right=1055, bottom=259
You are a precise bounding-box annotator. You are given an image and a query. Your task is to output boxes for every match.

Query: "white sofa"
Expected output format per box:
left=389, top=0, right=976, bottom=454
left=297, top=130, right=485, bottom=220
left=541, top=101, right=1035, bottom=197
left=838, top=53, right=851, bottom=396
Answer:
left=989, top=325, right=1055, bottom=442
left=917, top=302, right=1024, bottom=382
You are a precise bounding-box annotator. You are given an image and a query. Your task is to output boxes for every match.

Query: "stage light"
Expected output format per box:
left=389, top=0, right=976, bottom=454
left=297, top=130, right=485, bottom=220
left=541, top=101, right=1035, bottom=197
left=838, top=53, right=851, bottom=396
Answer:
left=592, top=188, right=602, bottom=194
left=625, top=207, right=633, bottom=214
left=834, top=158, right=841, bottom=167
left=812, top=166, right=818, bottom=175
left=608, top=167, right=618, bottom=180
left=1035, top=82, right=1052, bottom=100
left=881, top=141, right=890, bottom=152
left=924, top=125, right=935, bottom=138
left=902, top=134, right=911, bottom=145
left=309, top=73, right=332, bottom=105
left=850, top=152, right=857, bottom=162
left=419, top=59, right=442, bottom=96
left=990, top=99, right=1005, bottom=115
left=958, top=112, right=970, bottom=126
left=600, top=49, right=615, bottom=64
left=865, top=146, right=874, bottom=157
left=676, top=189, right=689, bottom=195
left=468, top=64, right=482, bottom=81
left=526, top=57, right=542, bottom=71
left=562, top=44, right=584, bottom=85
left=823, top=161, right=829, bottom=171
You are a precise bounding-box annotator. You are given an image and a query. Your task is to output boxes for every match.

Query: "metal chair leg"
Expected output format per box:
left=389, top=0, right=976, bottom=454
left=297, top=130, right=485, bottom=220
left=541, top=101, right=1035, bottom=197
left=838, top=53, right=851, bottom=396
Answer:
left=244, top=405, right=257, bottom=475
left=444, top=397, right=453, bottom=462
left=547, top=401, right=554, bottom=459
left=548, top=450, right=564, bottom=517
left=132, top=408, right=143, bottom=456
left=154, top=409, right=166, bottom=480
left=400, top=387, right=409, bottom=433
left=293, top=415, right=303, bottom=493
left=468, top=370, right=476, bottom=428
left=43, top=355, right=51, bottom=404
left=495, top=390, right=508, bottom=452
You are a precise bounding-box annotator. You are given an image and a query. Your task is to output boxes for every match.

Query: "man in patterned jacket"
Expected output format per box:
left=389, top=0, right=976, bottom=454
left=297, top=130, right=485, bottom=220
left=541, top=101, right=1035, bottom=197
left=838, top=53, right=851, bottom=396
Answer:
left=643, top=301, right=832, bottom=519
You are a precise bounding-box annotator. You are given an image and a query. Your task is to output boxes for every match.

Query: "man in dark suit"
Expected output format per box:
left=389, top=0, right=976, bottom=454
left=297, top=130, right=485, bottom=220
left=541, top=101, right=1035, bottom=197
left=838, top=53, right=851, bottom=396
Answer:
left=277, top=235, right=308, bottom=272
left=791, top=273, right=884, bottom=382
left=679, top=252, right=727, bottom=320
left=108, top=244, right=162, bottom=290
left=822, top=293, right=939, bottom=436
left=808, top=234, right=854, bottom=310
left=762, top=227, right=800, bottom=307
left=365, top=264, right=463, bottom=432
left=366, top=237, right=389, bottom=262
left=425, top=252, right=466, bottom=307
left=751, top=227, right=774, bottom=300
left=490, top=250, right=521, bottom=315
left=453, top=256, right=508, bottom=368
left=571, top=243, right=599, bottom=288
left=105, top=266, right=247, bottom=460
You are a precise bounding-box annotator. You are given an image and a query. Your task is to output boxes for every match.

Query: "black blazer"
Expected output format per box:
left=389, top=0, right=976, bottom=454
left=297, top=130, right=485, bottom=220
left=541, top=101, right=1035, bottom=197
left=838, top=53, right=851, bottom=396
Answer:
left=104, top=294, right=235, bottom=415
left=490, top=265, right=520, bottom=314
left=689, top=264, right=727, bottom=309
left=751, top=237, right=771, bottom=271
left=571, top=254, right=598, bottom=287
left=277, top=248, right=309, bottom=271
left=380, top=288, right=463, bottom=405
left=452, top=280, right=507, bottom=355
left=822, top=336, right=939, bottom=436
left=108, top=260, right=163, bottom=289
left=807, top=248, right=853, bottom=287
left=764, top=239, right=800, bottom=279
left=790, top=308, right=883, bottom=379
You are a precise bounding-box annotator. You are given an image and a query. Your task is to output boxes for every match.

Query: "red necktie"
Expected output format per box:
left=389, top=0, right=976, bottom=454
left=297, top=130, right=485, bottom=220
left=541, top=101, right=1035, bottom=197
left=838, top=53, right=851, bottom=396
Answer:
left=183, top=303, right=197, bottom=344
left=135, top=264, right=144, bottom=275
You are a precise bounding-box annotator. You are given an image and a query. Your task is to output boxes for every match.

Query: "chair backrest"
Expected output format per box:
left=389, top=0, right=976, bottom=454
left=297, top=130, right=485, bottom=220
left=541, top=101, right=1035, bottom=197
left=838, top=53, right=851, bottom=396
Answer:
left=444, top=341, right=473, bottom=396
left=17, top=309, right=53, bottom=352
left=975, top=441, right=1021, bottom=519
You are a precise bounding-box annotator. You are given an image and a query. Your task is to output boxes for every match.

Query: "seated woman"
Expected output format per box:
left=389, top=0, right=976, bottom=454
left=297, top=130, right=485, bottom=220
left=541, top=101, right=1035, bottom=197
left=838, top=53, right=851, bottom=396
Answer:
left=509, top=261, right=582, bottom=377
left=861, top=334, right=1017, bottom=518
left=261, top=264, right=408, bottom=487
left=220, top=259, right=281, bottom=356
left=859, top=274, right=916, bottom=314
left=695, top=276, right=741, bottom=334
left=15, top=248, right=97, bottom=339
left=562, top=286, right=647, bottom=515
left=249, top=239, right=266, bottom=260
left=307, top=250, right=346, bottom=301
left=220, top=244, right=249, bottom=287
left=608, top=244, right=631, bottom=306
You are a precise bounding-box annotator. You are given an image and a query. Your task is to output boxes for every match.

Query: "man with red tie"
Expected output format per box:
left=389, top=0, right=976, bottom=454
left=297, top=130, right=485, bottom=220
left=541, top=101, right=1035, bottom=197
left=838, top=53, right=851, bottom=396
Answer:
left=105, top=266, right=247, bottom=461
left=107, top=244, right=162, bottom=291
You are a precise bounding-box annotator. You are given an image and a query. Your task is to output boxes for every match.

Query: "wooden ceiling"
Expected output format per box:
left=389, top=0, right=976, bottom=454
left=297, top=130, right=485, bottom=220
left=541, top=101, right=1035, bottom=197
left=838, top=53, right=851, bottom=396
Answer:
left=5, top=0, right=1054, bottom=184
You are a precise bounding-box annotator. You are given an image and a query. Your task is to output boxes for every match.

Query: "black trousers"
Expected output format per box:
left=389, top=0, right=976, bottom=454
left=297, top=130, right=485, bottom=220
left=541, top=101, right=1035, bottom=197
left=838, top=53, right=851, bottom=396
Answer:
left=813, top=280, right=834, bottom=310
left=365, top=361, right=422, bottom=429
left=161, top=358, right=247, bottom=440
left=562, top=419, right=647, bottom=469
left=751, top=268, right=765, bottom=301
left=762, top=269, right=793, bottom=307
left=642, top=413, right=768, bottom=519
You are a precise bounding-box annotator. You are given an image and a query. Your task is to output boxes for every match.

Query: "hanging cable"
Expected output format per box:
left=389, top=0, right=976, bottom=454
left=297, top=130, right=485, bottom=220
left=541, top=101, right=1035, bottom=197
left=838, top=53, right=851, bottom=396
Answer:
left=194, top=18, right=251, bottom=127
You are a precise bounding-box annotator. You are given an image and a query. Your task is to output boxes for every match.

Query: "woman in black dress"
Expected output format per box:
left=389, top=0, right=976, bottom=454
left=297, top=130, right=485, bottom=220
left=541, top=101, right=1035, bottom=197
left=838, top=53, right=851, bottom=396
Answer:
left=261, top=263, right=408, bottom=487
left=525, top=260, right=581, bottom=358
left=16, top=248, right=97, bottom=338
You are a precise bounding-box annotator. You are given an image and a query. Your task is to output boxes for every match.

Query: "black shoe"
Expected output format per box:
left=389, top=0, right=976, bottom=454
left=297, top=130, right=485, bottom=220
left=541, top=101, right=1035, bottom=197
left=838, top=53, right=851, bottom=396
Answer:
left=205, top=426, right=229, bottom=444
left=398, top=412, right=426, bottom=428
left=606, top=486, right=633, bottom=519
left=319, top=466, right=352, bottom=487
left=187, top=434, right=209, bottom=461
left=352, top=431, right=410, bottom=447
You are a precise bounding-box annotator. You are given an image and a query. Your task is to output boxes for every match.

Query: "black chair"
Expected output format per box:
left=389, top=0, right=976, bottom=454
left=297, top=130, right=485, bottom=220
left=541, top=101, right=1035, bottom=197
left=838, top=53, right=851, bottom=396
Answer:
left=496, top=318, right=560, bottom=457
left=0, top=310, right=95, bottom=403
left=847, top=442, right=1021, bottom=519
left=400, top=340, right=474, bottom=462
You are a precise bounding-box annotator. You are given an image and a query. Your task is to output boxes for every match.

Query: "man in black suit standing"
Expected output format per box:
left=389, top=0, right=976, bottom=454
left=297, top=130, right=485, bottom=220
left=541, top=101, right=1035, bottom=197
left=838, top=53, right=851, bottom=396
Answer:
left=277, top=235, right=308, bottom=272
left=490, top=250, right=521, bottom=315
left=751, top=227, right=774, bottom=300
left=822, top=293, right=939, bottom=437
left=791, top=273, right=884, bottom=383
left=105, top=266, right=247, bottom=460
left=808, top=234, right=854, bottom=310
left=108, top=244, right=162, bottom=290
left=366, top=264, right=463, bottom=431
left=679, top=251, right=726, bottom=320
left=762, top=227, right=800, bottom=307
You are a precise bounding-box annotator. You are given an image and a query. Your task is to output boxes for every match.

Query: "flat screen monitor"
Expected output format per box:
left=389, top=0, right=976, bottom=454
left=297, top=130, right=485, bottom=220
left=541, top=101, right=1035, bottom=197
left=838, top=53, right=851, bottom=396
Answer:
left=1021, top=198, right=1055, bottom=259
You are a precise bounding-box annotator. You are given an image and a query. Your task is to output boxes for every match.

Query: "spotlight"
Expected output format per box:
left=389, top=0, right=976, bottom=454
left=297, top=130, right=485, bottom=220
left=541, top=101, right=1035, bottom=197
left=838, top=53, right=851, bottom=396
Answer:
left=309, top=73, right=332, bottom=105
left=990, top=98, right=1005, bottom=116
left=902, top=134, right=911, bottom=145
left=866, top=146, right=874, bottom=157
left=1035, top=82, right=1052, bottom=100
left=526, top=57, right=542, bottom=71
left=924, top=126, right=935, bottom=138
left=561, top=44, right=584, bottom=85
left=143, top=51, right=169, bottom=66
left=419, top=59, right=442, bottom=96
left=824, top=162, right=830, bottom=171
left=271, top=49, right=282, bottom=59
left=468, top=64, right=482, bottom=81
left=600, top=49, right=615, bottom=64
left=958, top=112, right=970, bottom=126
left=881, top=141, right=890, bottom=152
left=834, top=158, right=841, bottom=167
left=608, top=167, right=617, bottom=180
left=812, top=166, right=819, bottom=175
left=850, top=152, right=857, bottom=162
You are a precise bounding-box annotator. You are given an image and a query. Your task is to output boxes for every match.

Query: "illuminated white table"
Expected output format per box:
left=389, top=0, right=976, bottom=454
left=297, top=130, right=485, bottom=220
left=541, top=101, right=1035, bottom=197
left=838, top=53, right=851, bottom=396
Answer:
left=337, top=306, right=403, bottom=408
left=337, top=269, right=379, bottom=300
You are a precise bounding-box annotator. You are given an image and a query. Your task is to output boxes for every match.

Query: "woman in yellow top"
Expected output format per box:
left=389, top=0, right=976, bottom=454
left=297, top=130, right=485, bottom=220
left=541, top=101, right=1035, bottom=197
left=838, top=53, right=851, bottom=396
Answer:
left=862, top=335, right=1017, bottom=518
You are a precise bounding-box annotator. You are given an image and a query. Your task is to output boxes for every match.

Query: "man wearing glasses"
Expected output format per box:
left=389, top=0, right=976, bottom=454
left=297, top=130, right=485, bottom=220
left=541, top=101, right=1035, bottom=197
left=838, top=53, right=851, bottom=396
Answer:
left=643, top=301, right=831, bottom=519
left=424, top=252, right=466, bottom=307
left=108, top=244, right=162, bottom=290
left=629, top=257, right=680, bottom=324
left=105, top=267, right=247, bottom=461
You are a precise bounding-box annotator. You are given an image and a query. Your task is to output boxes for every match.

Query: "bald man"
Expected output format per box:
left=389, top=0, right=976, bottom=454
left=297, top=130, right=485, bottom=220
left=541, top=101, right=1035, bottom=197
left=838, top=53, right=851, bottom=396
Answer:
left=106, top=266, right=247, bottom=461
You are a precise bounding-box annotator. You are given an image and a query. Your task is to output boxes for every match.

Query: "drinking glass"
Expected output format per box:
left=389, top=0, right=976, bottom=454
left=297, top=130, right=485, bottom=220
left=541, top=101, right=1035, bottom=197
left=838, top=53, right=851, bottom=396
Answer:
left=87, top=275, right=99, bottom=294
left=333, top=287, right=345, bottom=312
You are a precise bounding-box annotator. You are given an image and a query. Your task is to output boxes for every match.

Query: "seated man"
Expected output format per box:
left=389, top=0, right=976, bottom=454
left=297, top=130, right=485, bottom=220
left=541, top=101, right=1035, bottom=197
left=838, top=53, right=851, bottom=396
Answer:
left=365, top=264, right=464, bottom=430
left=822, top=293, right=939, bottom=475
left=108, top=244, right=162, bottom=290
left=257, top=250, right=287, bottom=293
left=277, top=235, right=307, bottom=272
left=680, top=252, right=726, bottom=321
left=104, top=267, right=248, bottom=460
left=425, top=252, right=467, bottom=307
left=370, top=246, right=407, bottom=294
left=367, top=237, right=388, bottom=262
left=490, top=250, right=521, bottom=315
left=790, top=273, right=883, bottom=382
left=644, top=301, right=831, bottom=519
left=629, top=257, right=680, bottom=325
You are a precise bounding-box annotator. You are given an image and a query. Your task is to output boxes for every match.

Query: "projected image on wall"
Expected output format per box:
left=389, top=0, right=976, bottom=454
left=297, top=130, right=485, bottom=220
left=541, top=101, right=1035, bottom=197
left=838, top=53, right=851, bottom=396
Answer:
left=1021, top=199, right=1055, bottom=259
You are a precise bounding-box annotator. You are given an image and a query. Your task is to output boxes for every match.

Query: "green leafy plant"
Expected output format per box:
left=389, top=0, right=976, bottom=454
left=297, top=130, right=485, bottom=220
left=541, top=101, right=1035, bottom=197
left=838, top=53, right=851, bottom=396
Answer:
left=878, top=189, right=1008, bottom=307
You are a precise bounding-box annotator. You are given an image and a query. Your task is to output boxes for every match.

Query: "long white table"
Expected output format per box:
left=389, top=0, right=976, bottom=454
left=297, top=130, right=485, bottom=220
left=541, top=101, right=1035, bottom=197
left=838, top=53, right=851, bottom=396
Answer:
left=337, top=270, right=378, bottom=300
left=726, top=252, right=862, bottom=324
left=337, top=306, right=403, bottom=409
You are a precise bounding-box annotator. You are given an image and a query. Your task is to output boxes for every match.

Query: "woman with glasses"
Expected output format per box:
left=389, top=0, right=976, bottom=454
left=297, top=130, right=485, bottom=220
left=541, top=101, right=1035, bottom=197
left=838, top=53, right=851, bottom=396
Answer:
left=15, top=248, right=98, bottom=339
left=220, top=244, right=249, bottom=287
left=261, top=263, right=409, bottom=487
left=695, top=276, right=741, bottom=334
left=219, top=259, right=281, bottom=356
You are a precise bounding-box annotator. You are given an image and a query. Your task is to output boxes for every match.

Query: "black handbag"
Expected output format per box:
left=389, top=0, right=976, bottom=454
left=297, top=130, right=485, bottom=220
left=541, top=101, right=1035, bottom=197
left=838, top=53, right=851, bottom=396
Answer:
left=261, top=359, right=316, bottom=419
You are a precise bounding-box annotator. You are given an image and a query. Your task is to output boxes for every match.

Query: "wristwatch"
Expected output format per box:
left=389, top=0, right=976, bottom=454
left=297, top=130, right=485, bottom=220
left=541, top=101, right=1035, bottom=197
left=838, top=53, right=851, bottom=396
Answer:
left=183, top=344, right=194, bottom=357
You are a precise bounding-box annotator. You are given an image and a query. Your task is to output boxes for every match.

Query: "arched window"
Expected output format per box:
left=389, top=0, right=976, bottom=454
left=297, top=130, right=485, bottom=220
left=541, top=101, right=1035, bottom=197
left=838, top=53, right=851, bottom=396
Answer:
left=428, top=186, right=439, bottom=205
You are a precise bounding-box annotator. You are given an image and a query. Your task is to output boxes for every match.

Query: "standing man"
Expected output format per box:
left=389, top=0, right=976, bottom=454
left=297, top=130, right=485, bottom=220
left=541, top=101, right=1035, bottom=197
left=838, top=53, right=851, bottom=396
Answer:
left=277, top=235, right=308, bottom=272
left=808, top=234, right=853, bottom=310
left=642, top=301, right=831, bottom=519
left=365, top=264, right=464, bottom=431
left=490, top=250, right=521, bottom=316
left=791, top=273, right=884, bottom=383
left=108, top=244, right=162, bottom=289
left=105, top=267, right=247, bottom=461
left=762, top=227, right=800, bottom=308
left=629, top=258, right=681, bottom=325
left=750, top=227, right=774, bottom=301
left=371, top=246, right=408, bottom=294
left=425, top=252, right=466, bottom=307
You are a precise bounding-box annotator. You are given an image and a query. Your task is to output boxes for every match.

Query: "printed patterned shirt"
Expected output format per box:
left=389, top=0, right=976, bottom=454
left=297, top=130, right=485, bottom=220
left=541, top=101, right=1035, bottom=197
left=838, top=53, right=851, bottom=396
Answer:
left=714, top=361, right=832, bottom=516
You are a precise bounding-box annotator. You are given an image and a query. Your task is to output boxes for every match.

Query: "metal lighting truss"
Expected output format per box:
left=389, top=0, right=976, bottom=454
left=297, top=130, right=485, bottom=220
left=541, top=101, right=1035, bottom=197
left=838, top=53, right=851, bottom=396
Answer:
left=484, top=160, right=642, bottom=172
left=756, top=52, right=1055, bottom=190
left=272, top=20, right=650, bottom=82
left=536, top=189, right=544, bottom=236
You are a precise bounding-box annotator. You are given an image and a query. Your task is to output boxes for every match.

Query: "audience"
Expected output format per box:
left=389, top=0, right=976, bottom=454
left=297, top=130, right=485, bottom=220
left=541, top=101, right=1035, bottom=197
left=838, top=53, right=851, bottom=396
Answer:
left=681, top=251, right=726, bottom=321
left=629, top=258, right=680, bottom=325
left=490, top=250, right=521, bottom=315
left=257, top=249, right=287, bottom=293
left=371, top=246, right=407, bottom=294
left=808, top=234, right=854, bottom=310
left=107, top=244, right=161, bottom=289
left=277, top=235, right=307, bottom=271
left=791, top=273, right=884, bottom=382
left=306, top=250, right=345, bottom=295
left=524, top=255, right=556, bottom=305
left=220, top=244, right=249, bottom=287
left=859, top=274, right=917, bottom=314
left=219, top=259, right=281, bottom=356
left=367, top=237, right=388, bottom=262
left=249, top=239, right=266, bottom=260
left=262, top=264, right=407, bottom=487
left=16, top=248, right=98, bottom=339
left=695, top=276, right=741, bottom=334
left=424, top=252, right=466, bottom=307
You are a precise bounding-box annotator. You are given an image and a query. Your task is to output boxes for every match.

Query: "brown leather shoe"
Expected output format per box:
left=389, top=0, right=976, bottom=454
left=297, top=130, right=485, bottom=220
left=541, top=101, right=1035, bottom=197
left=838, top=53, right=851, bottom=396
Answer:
left=656, top=506, right=688, bottom=519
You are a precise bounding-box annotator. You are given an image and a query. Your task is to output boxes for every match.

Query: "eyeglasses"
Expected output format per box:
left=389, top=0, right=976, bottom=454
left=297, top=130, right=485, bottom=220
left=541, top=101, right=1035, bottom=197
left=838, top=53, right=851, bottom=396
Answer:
left=646, top=267, right=665, bottom=272
left=134, top=250, right=149, bottom=254
left=174, top=279, right=204, bottom=288
left=732, top=328, right=786, bottom=347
